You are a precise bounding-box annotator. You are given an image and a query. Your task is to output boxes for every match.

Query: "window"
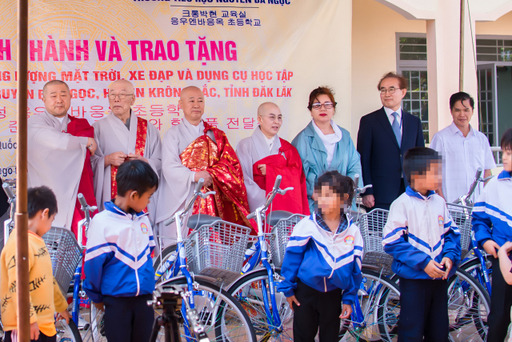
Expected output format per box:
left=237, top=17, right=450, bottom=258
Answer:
left=476, top=39, right=512, bottom=62
left=397, top=34, right=429, bottom=142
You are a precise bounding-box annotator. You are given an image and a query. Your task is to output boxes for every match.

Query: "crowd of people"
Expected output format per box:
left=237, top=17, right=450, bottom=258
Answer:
left=0, top=70, right=511, bottom=342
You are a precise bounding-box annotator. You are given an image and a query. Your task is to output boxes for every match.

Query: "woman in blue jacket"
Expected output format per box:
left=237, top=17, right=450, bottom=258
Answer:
left=292, top=86, right=362, bottom=212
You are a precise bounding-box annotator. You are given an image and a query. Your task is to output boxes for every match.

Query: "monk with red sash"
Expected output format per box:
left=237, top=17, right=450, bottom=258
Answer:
left=236, top=102, right=309, bottom=216
left=91, top=80, right=162, bottom=217
left=180, top=121, right=252, bottom=227
left=67, top=116, right=98, bottom=242
left=155, top=86, right=253, bottom=244
left=28, top=80, right=98, bottom=242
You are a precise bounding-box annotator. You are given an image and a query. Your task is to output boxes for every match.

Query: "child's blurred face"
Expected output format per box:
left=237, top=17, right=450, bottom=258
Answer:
left=129, top=186, right=157, bottom=213
left=314, top=185, right=347, bottom=215
left=412, top=160, right=442, bottom=193
left=503, top=148, right=512, bottom=172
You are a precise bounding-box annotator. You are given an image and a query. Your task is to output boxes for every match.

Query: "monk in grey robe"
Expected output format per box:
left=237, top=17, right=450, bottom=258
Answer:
left=155, top=86, right=252, bottom=246
left=91, top=80, right=162, bottom=219
left=236, top=102, right=309, bottom=215
left=28, top=80, right=98, bottom=232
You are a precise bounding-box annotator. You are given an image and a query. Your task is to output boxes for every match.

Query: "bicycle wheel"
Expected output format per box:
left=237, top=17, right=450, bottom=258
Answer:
left=156, top=276, right=256, bottom=342
left=81, top=305, right=107, bottom=342
left=458, top=256, right=492, bottom=294
left=447, top=269, right=490, bottom=342
left=339, top=268, right=400, bottom=342
left=55, top=318, right=82, bottom=342
left=227, top=268, right=293, bottom=341
left=153, top=244, right=177, bottom=272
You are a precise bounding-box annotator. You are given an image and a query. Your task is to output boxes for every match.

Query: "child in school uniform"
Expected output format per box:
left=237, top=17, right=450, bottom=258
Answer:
left=83, top=160, right=158, bottom=342
left=277, top=170, right=363, bottom=342
left=473, top=127, right=512, bottom=342
left=382, top=147, right=460, bottom=341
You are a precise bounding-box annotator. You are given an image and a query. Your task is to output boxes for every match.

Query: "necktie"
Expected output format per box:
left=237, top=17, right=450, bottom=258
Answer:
left=392, top=112, right=401, bottom=147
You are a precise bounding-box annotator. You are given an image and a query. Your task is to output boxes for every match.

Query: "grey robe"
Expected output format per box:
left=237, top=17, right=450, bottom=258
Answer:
left=91, top=111, right=162, bottom=217
left=236, top=127, right=281, bottom=212
left=27, top=112, right=89, bottom=229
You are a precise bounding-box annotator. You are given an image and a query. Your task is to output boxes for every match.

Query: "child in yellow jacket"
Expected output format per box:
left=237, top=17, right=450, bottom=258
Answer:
left=0, top=186, right=70, bottom=341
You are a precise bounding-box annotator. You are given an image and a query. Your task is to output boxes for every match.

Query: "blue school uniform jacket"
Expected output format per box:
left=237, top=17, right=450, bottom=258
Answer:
left=382, top=187, right=461, bottom=279
left=83, top=201, right=156, bottom=303
left=472, top=170, right=512, bottom=249
left=276, top=213, right=363, bottom=305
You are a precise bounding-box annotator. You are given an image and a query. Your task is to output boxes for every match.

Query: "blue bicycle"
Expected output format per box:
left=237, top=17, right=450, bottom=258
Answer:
left=152, top=178, right=256, bottom=342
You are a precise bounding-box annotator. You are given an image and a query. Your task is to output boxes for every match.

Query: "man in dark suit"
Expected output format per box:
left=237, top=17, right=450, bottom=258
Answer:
left=357, top=72, right=425, bottom=209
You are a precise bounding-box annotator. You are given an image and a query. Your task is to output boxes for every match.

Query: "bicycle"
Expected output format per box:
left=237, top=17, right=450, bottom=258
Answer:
left=152, top=178, right=256, bottom=342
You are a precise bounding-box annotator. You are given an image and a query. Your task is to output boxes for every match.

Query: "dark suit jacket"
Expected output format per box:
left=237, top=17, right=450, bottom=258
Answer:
left=357, top=107, right=425, bottom=208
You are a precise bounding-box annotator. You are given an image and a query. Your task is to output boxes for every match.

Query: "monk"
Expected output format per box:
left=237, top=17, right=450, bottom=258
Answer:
left=28, top=80, right=98, bottom=241
left=236, top=102, right=309, bottom=215
left=91, top=79, right=162, bottom=219
left=155, top=86, right=252, bottom=244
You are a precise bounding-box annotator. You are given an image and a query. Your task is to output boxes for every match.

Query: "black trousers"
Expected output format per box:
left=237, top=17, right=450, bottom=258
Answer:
left=103, top=294, right=154, bottom=342
left=4, top=331, right=56, bottom=342
left=292, top=279, right=342, bottom=342
left=398, top=278, right=449, bottom=342
left=487, top=257, right=512, bottom=342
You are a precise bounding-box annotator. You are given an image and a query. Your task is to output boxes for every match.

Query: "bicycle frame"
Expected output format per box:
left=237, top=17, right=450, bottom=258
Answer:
left=158, top=179, right=216, bottom=339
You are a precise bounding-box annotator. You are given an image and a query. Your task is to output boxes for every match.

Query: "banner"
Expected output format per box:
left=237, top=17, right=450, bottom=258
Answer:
left=0, top=0, right=351, bottom=177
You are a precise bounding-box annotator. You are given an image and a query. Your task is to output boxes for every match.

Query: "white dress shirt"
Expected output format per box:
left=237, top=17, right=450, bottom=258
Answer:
left=384, top=106, right=403, bottom=134
left=430, top=123, right=496, bottom=203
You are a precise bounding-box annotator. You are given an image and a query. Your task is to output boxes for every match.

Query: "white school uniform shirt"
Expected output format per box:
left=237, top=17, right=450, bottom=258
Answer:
left=430, top=123, right=496, bottom=203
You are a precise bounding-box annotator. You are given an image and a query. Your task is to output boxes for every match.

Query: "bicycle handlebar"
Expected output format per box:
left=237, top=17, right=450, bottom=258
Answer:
left=164, top=178, right=216, bottom=226
left=247, top=175, right=294, bottom=220
left=2, top=182, right=14, bottom=201
left=77, top=193, right=98, bottom=213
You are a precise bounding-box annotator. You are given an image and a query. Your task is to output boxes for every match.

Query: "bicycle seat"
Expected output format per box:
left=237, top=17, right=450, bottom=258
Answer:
left=267, top=210, right=294, bottom=226
left=187, top=214, right=221, bottom=229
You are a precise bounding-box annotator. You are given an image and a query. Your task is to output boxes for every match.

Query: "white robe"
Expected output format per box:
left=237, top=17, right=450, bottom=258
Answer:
left=27, top=111, right=88, bottom=229
left=91, top=111, right=162, bottom=217
left=154, top=119, right=205, bottom=245
left=236, top=127, right=281, bottom=212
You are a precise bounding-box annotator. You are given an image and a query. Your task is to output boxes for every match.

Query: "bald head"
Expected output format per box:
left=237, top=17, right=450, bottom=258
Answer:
left=179, top=86, right=205, bottom=126
left=257, top=102, right=282, bottom=138
left=108, top=79, right=135, bottom=120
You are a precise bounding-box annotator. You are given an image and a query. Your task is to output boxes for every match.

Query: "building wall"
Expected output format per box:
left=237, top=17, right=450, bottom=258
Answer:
left=351, top=0, right=426, bottom=135
left=476, top=10, right=512, bottom=35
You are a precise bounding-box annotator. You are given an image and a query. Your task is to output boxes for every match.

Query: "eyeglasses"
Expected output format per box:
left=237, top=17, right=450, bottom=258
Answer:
left=379, top=87, right=401, bottom=95
left=311, top=102, right=335, bottom=110
left=108, top=93, right=133, bottom=100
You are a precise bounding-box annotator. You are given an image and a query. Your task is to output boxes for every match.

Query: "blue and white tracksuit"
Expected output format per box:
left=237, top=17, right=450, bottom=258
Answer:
left=471, top=170, right=512, bottom=342
left=382, top=187, right=461, bottom=279
left=276, top=213, right=363, bottom=305
left=472, top=170, right=512, bottom=249
left=83, top=201, right=156, bottom=303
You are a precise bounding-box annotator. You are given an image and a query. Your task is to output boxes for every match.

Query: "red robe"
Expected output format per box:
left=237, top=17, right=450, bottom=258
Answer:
left=66, top=115, right=98, bottom=245
left=179, top=121, right=254, bottom=232
left=253, top=138, right=309, bottom=216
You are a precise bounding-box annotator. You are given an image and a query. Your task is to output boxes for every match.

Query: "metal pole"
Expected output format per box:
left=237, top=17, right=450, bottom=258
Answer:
left=16, top=0, right=30, bottom=340
left=459, top=0, right=465, bottom=91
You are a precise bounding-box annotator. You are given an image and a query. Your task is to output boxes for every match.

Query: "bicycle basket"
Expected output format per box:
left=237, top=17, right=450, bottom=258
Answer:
left=270, top=214, right=306, bottom=268
left=184, top=219, right=251, bottom=285
left=42, top=227, right=82, bottom=295
left=446, top=203, right=473, bottom=259
left=358, top=209, right=394, bottom=275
